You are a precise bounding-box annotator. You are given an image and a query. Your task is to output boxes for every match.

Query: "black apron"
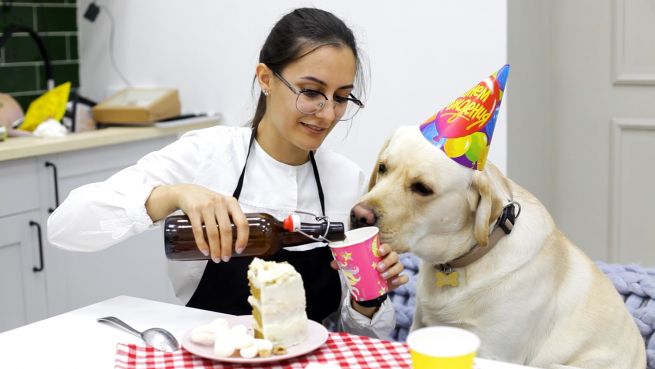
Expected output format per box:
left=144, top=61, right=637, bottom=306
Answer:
left=186, top=128, right=341, bottom=323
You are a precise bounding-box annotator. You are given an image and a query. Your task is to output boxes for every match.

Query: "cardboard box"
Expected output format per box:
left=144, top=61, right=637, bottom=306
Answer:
left=92, top=88, right=181, bottom=124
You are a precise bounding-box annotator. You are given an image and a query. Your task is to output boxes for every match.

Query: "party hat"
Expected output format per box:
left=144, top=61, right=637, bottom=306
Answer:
left=419, top=65, right=509, bottom=171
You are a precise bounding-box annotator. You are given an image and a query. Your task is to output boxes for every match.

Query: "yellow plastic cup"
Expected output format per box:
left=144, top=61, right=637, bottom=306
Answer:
left=406, top=326, right=480, bottom=369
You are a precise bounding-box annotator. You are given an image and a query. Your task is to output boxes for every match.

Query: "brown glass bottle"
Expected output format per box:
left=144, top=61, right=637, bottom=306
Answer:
left=164, top=213, right=345, bottom=260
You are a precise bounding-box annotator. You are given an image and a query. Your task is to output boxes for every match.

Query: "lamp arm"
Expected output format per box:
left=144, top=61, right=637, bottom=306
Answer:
left=0, top=24, right=54, bottom=90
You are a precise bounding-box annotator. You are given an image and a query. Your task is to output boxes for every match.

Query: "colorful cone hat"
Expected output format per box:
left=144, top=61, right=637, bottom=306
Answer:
left=419, top=64, right=509, bottom=171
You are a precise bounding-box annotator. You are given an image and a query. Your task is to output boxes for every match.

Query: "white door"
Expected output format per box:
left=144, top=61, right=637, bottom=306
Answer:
left=549, top=0, right=655, bottom=264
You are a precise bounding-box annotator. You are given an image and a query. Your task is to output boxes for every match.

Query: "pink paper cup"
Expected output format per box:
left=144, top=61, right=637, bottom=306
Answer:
left=329, top=227, right=388, bottom=302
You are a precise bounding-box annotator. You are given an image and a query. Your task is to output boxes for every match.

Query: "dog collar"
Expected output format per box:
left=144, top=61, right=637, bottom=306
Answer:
left=435, top=201, right=521, bottom=287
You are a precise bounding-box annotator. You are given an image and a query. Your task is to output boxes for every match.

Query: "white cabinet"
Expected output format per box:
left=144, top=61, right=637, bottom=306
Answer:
left=0, top=158, right=40, bottom=217
left=0, top=129, right=202, bottom=332
left=0, top=211, right=48, bottom=332
left=0, top=158, right=47, bottom=332
left=41, top=138, right=178, bottom=316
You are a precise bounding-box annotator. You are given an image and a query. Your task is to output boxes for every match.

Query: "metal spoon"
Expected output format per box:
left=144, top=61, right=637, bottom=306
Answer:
left=97, top=316, right=179, bottom=352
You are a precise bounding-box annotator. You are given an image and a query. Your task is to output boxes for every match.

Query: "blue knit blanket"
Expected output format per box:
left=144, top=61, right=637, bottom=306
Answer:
left=389, top=253, right=655, bottom=368
left=389, top=253, right=420, bottom=342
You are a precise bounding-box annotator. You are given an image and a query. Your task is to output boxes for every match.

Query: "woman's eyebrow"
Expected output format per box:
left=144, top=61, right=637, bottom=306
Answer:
left=299, top=76, right=354, bottom=90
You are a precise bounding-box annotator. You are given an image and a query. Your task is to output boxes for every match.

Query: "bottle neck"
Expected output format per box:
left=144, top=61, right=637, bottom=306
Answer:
left=281, top=221, right=346, bottom=246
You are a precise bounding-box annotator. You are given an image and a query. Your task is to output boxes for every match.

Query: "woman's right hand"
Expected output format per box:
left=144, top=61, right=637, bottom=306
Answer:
left=147, top=184, right=249, bottom=262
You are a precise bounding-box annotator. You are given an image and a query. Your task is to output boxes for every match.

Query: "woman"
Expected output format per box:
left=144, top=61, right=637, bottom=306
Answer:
left=48, top=7, right=407, bottom=338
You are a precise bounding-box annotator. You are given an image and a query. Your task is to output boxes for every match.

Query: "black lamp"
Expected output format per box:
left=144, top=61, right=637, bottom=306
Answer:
left=0, top=24, right=54, bottom=90
left=81, top=1, right=131, bottom=87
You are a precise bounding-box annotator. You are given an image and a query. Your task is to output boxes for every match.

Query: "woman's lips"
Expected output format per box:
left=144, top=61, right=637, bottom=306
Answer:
left=300, top=122, right=326, bottom=134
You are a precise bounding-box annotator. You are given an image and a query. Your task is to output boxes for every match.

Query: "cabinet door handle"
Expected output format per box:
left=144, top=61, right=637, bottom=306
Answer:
left=45, top=161, right=60, bottom=213
left=29, top=221, right=45, bottom=272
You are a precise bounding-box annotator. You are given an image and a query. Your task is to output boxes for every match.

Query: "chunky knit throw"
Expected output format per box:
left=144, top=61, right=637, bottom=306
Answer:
left=389, top=253, right=420, bottom=342
left=597, top=262, right=655, bottom=368
left=388, top=253, right=655, bottom=368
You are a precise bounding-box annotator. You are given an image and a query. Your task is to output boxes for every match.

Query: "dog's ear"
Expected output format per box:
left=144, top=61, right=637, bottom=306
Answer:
left=470, top=169, right=505, bottom=246
left=368, top=137, right=391, bottom=190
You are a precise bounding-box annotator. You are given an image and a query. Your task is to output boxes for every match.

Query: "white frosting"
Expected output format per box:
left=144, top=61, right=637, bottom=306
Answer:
left=247, top=258, right=302, bottom=288
left=248, top=258, right=308, bottom=347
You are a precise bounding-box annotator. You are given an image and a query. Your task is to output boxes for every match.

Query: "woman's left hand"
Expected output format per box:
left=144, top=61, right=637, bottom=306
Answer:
left=329, top=243, right=409, bottom=291
left=330, top=243, right=408, bottom=317
left=375, top=244, right=408, bottom=291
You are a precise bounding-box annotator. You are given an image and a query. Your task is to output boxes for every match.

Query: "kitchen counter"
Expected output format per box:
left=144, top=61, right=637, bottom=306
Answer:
left=0, top=115, right=221, bottom=162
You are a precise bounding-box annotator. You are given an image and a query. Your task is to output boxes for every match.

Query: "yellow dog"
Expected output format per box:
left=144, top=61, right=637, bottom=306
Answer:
left=351, top=126, right=645, bottom=369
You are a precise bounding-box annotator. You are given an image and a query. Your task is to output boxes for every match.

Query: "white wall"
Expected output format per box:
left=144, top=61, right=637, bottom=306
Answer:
left=78, top=0, right=508, bottom=174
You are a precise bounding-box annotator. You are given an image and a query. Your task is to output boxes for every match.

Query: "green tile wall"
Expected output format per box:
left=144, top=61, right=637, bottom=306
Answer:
left=0, top=1, right=79, bottom=112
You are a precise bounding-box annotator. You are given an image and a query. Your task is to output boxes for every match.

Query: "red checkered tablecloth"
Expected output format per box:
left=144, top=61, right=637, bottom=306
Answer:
left=115, top=332, right=412, bottom=369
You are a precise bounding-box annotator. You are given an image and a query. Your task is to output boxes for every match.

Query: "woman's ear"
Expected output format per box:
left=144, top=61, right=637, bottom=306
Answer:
left=256, top=63, right=272, bottom=94
left=470, top=169, right=505, bottom=246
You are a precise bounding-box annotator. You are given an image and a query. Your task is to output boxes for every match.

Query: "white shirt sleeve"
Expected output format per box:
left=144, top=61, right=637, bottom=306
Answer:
left=337, top=292, right=396, bottom=340
left=47, top=129, right=210, bottom=252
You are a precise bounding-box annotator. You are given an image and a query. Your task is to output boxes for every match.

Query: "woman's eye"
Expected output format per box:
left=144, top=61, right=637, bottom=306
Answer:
left=378, top=163, right=387, bottom=174
left=301, top=90, right=322, bottom=98
left=334, top=96, right=350, bottom=104
left=410, top=182, right=434, bottom=196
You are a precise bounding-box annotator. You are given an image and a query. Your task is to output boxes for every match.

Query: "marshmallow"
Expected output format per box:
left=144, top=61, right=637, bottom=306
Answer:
left=213, top=336, right=235, bottom=357
left=190, top=329, right=216, bottom=346
left=233, top=332, right=255, bottom=350
left=190, top=324, right=218, bottom=345
left=254, top=338, right=273, bottom=357
left=195, top=319, right=271, bottom=358
left=209, top=318, right=229, bottom=331
left=239, top=344, right=258, bottom=359
left=231, top=324, right=248, bottom=336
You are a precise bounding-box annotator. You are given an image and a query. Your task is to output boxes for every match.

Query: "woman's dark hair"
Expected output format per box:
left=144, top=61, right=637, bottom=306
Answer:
left=250, top=8, right=366, bottom=128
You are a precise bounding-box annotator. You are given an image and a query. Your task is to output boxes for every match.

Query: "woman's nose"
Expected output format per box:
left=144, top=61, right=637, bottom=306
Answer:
left=315, top=100, right=337, bottom=122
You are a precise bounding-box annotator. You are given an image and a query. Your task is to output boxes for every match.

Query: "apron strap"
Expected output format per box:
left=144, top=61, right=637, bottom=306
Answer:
left=232, top=127, right=257, bottom=200
left=309, top=150, right=325, bottom=216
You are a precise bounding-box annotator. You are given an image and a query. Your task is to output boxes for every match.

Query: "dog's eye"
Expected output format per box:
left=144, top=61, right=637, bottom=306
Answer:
left=410, top=182, right=434, bottom=196
left=378, top=163, right=387, bottom=174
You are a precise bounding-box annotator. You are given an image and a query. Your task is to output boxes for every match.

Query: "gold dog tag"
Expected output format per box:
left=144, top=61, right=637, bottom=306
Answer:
left=435, top=271, right=459, bottom=287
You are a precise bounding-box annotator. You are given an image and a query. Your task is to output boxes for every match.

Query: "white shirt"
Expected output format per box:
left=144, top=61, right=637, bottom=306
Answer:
left=47, top=125, right=395, bottom=339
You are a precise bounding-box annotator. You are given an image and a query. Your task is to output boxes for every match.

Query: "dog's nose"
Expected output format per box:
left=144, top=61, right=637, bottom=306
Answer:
left=350, top=203, right=378, bottom=228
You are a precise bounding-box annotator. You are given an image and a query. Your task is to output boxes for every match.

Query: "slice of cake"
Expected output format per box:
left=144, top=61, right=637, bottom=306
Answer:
left=247, top=257, right=308, bottom=348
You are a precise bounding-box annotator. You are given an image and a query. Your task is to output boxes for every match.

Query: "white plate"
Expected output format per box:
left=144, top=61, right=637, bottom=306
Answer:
left=182, top=315, right=328, bottom=364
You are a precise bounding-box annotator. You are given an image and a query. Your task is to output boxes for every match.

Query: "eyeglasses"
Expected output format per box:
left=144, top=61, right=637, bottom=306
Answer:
left=272, top=71, right=364, bottom=121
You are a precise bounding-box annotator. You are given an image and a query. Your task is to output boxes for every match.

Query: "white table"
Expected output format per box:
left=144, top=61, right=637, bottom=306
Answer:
left=0, top=295, right=535, bottom=369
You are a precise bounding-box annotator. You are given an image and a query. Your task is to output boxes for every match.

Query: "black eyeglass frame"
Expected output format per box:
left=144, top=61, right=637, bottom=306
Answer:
left=272, top=70, right=364, bottom=121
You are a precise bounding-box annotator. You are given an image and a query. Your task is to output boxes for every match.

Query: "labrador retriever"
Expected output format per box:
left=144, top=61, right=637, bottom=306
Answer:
left=351, top=126, right=645, bottom=369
